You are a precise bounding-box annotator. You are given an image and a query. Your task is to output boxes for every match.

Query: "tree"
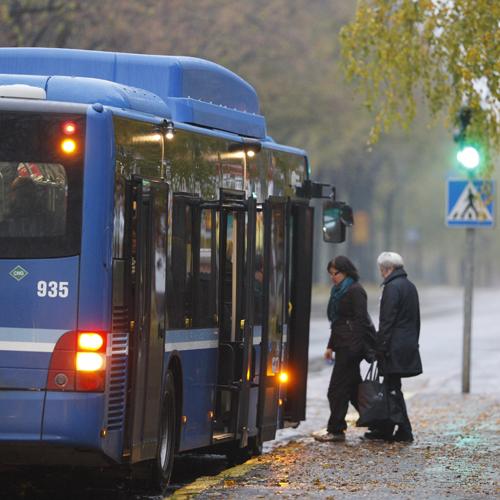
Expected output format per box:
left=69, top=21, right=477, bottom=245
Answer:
left=339, top=0, right=500, bottom=170
left=0, top=0, right=158, bottom=51
left=0, top=0, right=79, bottom=47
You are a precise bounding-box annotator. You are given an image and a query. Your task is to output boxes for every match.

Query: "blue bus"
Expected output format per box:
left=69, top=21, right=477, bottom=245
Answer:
left=0, top=48, right=350, bottom=492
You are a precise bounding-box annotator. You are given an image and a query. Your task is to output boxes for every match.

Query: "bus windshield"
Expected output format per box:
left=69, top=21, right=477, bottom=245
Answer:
left=0, top=111, right=84, bottom=258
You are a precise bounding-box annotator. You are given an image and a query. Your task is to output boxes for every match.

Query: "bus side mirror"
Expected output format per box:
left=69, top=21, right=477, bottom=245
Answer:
left=322, top=201, right=353, bottom=243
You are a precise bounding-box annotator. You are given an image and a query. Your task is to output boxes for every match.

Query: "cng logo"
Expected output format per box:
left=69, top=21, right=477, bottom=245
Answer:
left=9, top=265, right=29, bottom=282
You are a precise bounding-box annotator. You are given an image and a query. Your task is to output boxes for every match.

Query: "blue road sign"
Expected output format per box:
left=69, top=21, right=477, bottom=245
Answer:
left=446, top=179, right=495, bottom=228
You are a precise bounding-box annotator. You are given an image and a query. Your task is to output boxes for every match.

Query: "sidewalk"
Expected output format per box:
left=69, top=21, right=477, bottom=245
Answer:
left=172, top=394, right=499, bottom=499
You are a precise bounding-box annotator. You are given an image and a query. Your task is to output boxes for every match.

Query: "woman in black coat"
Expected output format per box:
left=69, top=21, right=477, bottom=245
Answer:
left=370, top=251, right=422, bottom=443
left=316, top=256, right=374, bottom=442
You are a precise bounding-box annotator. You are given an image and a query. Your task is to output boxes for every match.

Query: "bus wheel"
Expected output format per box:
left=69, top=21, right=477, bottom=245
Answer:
left=152, top=370, right=176, bottom=492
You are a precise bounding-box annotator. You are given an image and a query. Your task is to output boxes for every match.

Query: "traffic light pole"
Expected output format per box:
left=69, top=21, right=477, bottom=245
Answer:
left=462, top=227, right=474, bottom=393
left=452, top=106, right=483, bottom=393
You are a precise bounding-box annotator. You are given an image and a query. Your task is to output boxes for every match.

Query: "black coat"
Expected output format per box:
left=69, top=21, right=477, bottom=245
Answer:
left=327, top=281, right=375, bottom=355
left=378, top=268, right=422, bottom=377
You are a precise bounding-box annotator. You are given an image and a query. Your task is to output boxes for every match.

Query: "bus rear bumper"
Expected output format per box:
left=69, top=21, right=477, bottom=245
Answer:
left=0, top=390, right=119, bottom=466
left=42, top=391, right=105, bottom=447
left=0, top=442, right=116, bottom=466
left=0, top=390, right=44, bottom=440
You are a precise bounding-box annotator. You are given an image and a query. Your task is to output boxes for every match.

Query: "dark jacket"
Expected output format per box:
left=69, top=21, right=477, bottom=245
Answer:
left=378, top=268, right=422, bottom=377
left=327, top=281, right=375, bottom=354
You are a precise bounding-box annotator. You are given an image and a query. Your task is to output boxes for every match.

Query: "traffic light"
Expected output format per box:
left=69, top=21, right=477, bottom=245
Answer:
left=456, top=145, right=480, bottom=170
left=453, top=107, right=482, bottom=172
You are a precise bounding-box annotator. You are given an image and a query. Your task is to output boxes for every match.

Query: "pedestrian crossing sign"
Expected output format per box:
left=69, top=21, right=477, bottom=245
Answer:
left=446, top=179, right=495, bottom=228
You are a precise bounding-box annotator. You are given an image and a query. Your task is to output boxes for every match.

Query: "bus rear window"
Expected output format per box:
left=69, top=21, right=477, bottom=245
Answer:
left=0, top=112, right=84, bottom=258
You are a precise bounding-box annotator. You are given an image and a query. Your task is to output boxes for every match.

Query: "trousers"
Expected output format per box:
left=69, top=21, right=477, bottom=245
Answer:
left=327, top=349, right=362, bottom=434
left=383, top=374, right=412, bottom=435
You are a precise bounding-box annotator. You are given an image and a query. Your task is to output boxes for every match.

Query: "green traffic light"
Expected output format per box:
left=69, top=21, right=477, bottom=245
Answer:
left=457, top=145, right=480, bottom=170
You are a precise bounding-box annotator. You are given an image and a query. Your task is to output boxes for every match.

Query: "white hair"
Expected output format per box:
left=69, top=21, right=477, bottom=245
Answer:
left=377, top=251, right=404, bottom=271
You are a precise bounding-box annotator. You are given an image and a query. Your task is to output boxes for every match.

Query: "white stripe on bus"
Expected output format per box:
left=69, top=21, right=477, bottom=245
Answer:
left=0, top=341, right=55, bottom=352
left=165, top=340, right=219, bottom=352
left=0, top=327, right=66, bottom=340
left=0, top=327, right=65, bottom=353
left=164, top=326, right=263, bottom=352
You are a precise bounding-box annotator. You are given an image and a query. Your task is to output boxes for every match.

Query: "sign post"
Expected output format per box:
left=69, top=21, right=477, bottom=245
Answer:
left=462, top=227, right=474, bottom=393
left=446, top=178, right=495, bottom=393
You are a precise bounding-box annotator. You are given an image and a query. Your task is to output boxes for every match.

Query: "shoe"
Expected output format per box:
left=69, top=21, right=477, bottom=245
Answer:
left=314, top=432, right=346, bottom=442
left=392, top=431, right=414, bottom=442
left=363, top=430, right=393, bottom=441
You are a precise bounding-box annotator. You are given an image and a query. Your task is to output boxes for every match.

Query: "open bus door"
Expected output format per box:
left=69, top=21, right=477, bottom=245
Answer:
left=235, top=195, right=256, bottom=448
left=125, top=178, right=168, bottom=462
left=283, top=201, right=314, bottom=423
left=213, top=191, right=256, bottom=450
left=257, top=197, right=287, bottom=442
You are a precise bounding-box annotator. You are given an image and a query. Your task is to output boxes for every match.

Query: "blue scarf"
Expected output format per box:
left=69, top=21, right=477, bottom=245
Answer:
left=327, top=276, right=354, bottom=325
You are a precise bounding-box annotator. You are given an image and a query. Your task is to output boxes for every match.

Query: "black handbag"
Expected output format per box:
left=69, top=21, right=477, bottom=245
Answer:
left=356, top=363, right=404, bottom=428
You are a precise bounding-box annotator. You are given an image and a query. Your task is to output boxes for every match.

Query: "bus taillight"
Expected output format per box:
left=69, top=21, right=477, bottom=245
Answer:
left=75, top=332, right=106, bottom=391
left=76, top=352, right=105, bottom=371
left=47, top=331, right=106, bottom=392
left=78, top=332, right=105, bottom=351
left=75, top=369, right=106, bottom=392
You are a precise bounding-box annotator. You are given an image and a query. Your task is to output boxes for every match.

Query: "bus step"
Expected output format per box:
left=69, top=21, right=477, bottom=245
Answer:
left=212, top=432, right=234, bottom=442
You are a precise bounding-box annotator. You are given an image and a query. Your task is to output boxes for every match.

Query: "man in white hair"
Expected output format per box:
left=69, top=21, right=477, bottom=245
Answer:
left=366, top=252, right=422, bottom=442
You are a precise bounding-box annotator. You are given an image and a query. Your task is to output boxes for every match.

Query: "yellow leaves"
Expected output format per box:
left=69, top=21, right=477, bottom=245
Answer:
left=339, top=0, right=500, bottom=168
left=313, top=478, right=327, bottom=490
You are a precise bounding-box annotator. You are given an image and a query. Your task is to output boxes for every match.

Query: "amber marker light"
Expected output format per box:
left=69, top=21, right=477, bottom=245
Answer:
left=78, top=332, right=105, bottom=351
left=61, top=138, right=77, bottom=154
left=76, top=352, right=105, bottom=372
left=279, top=371, right=289, bottom=384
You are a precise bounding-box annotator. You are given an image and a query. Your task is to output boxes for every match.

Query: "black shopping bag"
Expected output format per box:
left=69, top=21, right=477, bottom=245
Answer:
left=356, top=363, right=404, bottom=428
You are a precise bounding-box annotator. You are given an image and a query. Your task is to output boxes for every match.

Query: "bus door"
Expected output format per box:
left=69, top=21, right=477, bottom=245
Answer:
left=213, top=190, right=256, bottom=446
left=257, top=197, right=287, bottom=442
left=283, top=201, right=314, bottom=424
left=126, top=178, right=168, bottom=462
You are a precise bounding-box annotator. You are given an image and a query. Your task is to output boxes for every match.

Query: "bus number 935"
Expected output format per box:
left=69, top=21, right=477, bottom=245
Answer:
left=37, top=281, right=69, bottom=298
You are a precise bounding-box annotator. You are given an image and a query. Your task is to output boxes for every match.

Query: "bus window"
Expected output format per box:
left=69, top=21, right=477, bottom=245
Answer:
left=168, top=198, right=194, bottom=329
left=254, top=212, right=264, bottom=326
left=0, top=163, right=66, bottom=238
left=194, top=208, right=218, bottom=328
left=168, top=201, right=219, bottom=330
left=267, top=205, right=285, bottom=375
left=221, top=212, right=238, bottom=341
left=0, top=112, right=84, bottom=258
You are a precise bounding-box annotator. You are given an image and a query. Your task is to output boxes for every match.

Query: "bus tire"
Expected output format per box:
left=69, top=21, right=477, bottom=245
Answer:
left=152, top=370, right=176, bottom=492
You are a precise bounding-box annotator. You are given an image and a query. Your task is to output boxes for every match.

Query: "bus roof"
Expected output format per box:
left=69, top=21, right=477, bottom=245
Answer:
left=0, top=48, right=267, bottom=139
